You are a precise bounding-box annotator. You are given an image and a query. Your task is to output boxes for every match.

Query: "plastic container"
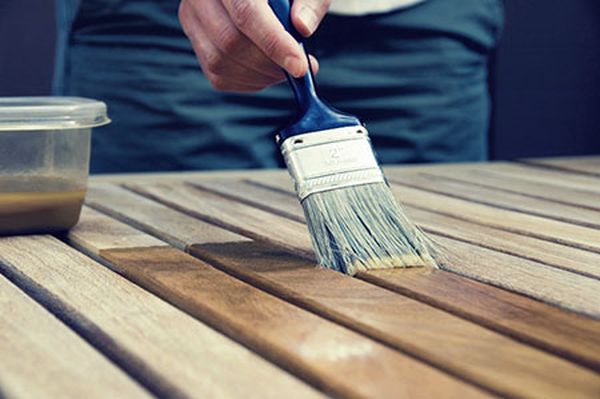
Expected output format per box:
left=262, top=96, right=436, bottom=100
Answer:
left=0, top=97, right=110, bottom=235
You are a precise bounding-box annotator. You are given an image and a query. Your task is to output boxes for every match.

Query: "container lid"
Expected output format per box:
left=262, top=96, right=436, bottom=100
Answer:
left=0, top=97, right=110, bottom=131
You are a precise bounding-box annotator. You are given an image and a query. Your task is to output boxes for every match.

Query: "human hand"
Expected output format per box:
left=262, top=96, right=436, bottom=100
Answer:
left=179, top=0, right=330, bottom=92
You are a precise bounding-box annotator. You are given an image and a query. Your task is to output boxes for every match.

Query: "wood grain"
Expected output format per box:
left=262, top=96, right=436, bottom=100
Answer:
left=124, top=182, right=314, bottom=259
left=197, top=179, right=600, bottom=280
left=473, top=163, right=600, bottom=195
left=427, top=235, right=600, bottom=317
left=189, top=242, right=600, bottom=398
left=409, top=167, right=600, bottom=211
left=197, top=181, right=600, bottom=278
left=100, top=246, right=489, bottom=399
left=389, top=172, right=600, bottom=228
left=74, top=202, right=493, bottom=397
left=85, top=183, right=600, bottom=397
left=189, top=182, right=600, bottom=322
left=195, top=180, right=305, bottom=223
left=406, top=206, right=600, bottom=280
left=360, top=267, right=600, bottom=372
left=191, top=183, right=600, bottom=317
left=77, top=196, right=491, bottom=397
left=0, top=235, right=321, bottom=399
left=390, top=184, right=600, bottom=254
left=0, top=274, right=151, bottom=399
left=523, top=156, right=600, bottom=177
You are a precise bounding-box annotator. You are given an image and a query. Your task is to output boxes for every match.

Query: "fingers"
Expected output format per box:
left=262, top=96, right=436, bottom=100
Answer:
left=179, top=0, right=323, bottom=93
left=308, top=55, right=320, bottom=75
left=180, top=1, right=285, bottom=92
left=185, top=0, right=284, bottom=80
left=222, top=0, right=308, bottom=77
left=292, top=0, right=331, bottom=37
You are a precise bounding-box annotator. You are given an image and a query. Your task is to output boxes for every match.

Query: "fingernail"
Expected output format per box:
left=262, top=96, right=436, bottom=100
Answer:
left=283, top=55, right=304, bottom=77
left=297, top=6, right=318, bottom=35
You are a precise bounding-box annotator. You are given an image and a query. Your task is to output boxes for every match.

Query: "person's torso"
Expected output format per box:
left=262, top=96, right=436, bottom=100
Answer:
left=329, top=0, right=426, bottom=15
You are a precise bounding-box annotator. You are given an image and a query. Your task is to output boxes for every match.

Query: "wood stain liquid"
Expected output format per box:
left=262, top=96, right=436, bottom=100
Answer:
left=0, top=177, right=85, bottom=235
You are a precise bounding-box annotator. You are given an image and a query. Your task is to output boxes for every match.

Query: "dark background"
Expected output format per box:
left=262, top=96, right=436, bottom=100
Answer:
left=1, top=0, right=599, bottom=160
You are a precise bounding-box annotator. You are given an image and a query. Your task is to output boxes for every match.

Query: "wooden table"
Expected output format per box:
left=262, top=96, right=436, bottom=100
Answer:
left=2, top=156, right=600, bottom=398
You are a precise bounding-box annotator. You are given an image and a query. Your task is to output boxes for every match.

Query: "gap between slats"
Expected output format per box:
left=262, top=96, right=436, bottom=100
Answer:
left=519, top=157, right=600, bottom=178
left=70, top=208, right=488, bottom=399
left=83, top=183, right=600, bottom=378
left=125, top=180, right=600, bottom=318
left=0, top=271, right=152, bottom=399
left=79, top=199, right=600, bottom=398
left=0, top=234, right=321, bottom=399
left=389, top=168, right=600, bottom=212
left=389, top=172, right=600, bottom=226
left=244, top=175, right=600, bottom=281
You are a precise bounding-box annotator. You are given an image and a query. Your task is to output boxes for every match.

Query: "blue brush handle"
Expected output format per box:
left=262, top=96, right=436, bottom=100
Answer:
left=268, top=0, right=361, bottom=142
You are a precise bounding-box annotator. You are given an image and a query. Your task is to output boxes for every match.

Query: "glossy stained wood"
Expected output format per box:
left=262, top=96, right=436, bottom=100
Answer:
left=0, top=274, right=151, bottom=399
left=72, top=207, right=488, bottom=398
left=188, top=242, right=600, bottom=398
left=0, top=235, right=320, bottom=399
left=196, top=180, right=600, bottom=280
left=200, top=178, right=600, bottom=317
left=360, top=267, right=600, bottom=372
left=84, top=183, right=600, bottom=397
left=194, top=182, right=600, bottom=362
left=6, top=158, right=600, bottom=398
left=102, top=247, right=489, bottom=399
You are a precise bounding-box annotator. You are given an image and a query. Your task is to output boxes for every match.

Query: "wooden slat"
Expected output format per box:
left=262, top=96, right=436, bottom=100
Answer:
left=192, top=181, right=600, bottom=369
left=389, top=172, right=600, bottom=228
left=69, top=207, right=166, bottom=254
left=121, top=183, right=314, bottom=259
left=198, top=179, right=600, bottom=282
left=187, top=242, right=600, bottom=396
left=523, top=156, right=600, bottom=177
left=252, top=176, right=600, bottom=253
left=467, top=163, right=600, bottom=195
left=407, top=166, right=600, bottom=210
left=89, top=163, right=476, bottom=185
left=90, top=168, right=290, bottom=184
left=86, top=184, right=246, bottom=249
left=0, top=274, right=151, bottom=399
left=389, top=184, right=600, bottom=254
left=359, top=267, right=600, bottom=372
left=407, top=206, right=600, bottom=279
left=69, top=210, right=484, bottom=399
left=430, top=235, right=600, bottom=317
left=0, top=235, right=321, bottom=399
left=170, top=180, right=600, bottom=318
left=197, top=180, right=305, bottom=223
left=251, top=174, right=297, bottom=193
left=87, top=183, right=600, bottom=397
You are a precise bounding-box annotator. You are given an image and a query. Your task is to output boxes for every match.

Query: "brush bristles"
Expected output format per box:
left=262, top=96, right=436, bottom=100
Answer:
left=302, top=182, right=439, bottom=275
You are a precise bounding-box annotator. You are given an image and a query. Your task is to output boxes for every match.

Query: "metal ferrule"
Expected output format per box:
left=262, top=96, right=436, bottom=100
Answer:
left=280, top=126, right=385, bottom=201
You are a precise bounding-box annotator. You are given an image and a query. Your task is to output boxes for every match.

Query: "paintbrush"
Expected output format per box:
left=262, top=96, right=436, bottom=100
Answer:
left=269, top=0, right=440, bottom=275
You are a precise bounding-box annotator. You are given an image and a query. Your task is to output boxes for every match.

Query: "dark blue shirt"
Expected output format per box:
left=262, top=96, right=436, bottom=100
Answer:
left=55, top=0, right=503, bottom=173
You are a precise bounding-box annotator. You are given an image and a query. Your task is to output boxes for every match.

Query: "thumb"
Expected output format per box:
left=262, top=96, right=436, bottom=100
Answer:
left=291, top=0, right=331, bottom=37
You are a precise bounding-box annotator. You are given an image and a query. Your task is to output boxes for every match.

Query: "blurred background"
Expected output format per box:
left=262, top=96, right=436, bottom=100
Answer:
left=1, top=0, right=599, bottom=160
